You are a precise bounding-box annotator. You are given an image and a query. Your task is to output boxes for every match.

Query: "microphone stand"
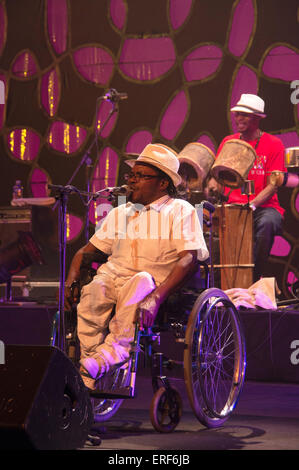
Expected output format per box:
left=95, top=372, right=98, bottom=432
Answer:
left=49, top=183, right=117, bottom=353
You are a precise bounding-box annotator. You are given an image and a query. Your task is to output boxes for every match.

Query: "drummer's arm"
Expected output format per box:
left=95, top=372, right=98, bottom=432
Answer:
left=249, top=180, right=277, bottom=211
left=250, top=144, right=285, bottom=210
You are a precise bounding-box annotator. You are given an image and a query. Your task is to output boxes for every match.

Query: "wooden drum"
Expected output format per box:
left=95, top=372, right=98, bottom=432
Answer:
left=178, top=142, right=215, bottom=191
left=211, top=139, right=256, bottom=188
left=213, top=204, right=254, bottom=290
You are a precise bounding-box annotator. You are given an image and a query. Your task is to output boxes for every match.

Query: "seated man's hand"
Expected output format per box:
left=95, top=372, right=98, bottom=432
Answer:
left=136, top=291, right=162, bottom=330
left=64, top=282, right=80, bottom=311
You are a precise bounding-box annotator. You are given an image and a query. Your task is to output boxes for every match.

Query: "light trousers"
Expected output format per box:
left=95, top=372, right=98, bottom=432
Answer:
left=77, top=270, right=156, bottom=372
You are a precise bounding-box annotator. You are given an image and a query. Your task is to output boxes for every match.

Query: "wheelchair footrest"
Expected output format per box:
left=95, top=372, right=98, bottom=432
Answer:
left=89, top=386, right=134, bottom=399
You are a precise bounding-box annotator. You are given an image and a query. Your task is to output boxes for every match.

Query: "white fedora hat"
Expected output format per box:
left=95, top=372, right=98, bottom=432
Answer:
left=231, top=93, right=266, bottom=118
left=125, top=143, right=182, bottom=187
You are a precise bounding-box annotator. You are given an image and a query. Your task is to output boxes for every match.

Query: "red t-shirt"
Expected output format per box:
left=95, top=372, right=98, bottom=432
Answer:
left=216, top=132, right=286, bottom=216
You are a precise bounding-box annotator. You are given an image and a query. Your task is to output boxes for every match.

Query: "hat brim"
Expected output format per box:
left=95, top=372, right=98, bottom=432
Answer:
left=231, top=105, right=266, bottom=118
left=125, top=157, right=182, bottom=187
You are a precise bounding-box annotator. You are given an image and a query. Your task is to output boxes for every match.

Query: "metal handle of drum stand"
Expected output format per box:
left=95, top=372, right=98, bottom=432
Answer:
left=202, top=200, right=215, bottom=288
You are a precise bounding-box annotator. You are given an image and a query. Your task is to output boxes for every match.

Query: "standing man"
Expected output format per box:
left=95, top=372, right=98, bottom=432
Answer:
left=65, top=143, right=208, bottom=389
left=215, top=93, right=286, bottom=282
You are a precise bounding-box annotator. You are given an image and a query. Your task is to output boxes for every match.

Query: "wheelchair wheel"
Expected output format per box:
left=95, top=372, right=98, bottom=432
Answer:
left=184, top=288, right=246, bottom=428
left=91, top=360, right=132, bottom=422
left=150, top=386, right=182, bottom=433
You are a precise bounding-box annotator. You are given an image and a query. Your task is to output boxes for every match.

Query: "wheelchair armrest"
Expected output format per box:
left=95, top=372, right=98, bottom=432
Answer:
left=79, top=251, right=108, bottom=289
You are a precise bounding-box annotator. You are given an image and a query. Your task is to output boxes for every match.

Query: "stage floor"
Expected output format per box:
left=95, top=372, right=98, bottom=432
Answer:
left=83, top=376, right=299, bottom=451
left=1, top=302, right=299, bottom=451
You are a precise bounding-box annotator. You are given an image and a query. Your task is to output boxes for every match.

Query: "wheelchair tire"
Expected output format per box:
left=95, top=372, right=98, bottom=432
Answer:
left=184, top=287, right=246, bottom=428
left=91, top=360, right=132, bottom=423
left=150, top=386, right=182, bottom=433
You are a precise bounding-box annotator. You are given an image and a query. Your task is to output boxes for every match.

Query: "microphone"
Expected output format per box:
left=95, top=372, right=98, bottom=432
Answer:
left=105, top=185, right=132, bottom=197
left=99, top=88, right=128, bottom=102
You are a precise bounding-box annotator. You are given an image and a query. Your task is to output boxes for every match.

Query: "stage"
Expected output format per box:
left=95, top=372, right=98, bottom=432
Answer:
left=0, top=301, right=299, bottom=451
left=1, top=301, right=299, bottom=384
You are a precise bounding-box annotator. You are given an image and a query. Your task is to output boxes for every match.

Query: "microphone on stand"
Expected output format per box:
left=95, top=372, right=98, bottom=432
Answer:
left=96, top=185, right=132, bottom=197
left=98, top=88, right=128, bottom=102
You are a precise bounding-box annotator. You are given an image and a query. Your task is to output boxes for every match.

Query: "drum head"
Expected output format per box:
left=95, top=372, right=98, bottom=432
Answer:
left=211, top=139, right=256, bottom=189
left=178, top=142, right=215, bottom=191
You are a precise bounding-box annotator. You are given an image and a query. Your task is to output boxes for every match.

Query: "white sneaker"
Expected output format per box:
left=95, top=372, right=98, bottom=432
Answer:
left=80, top=357, right=105, bottom=379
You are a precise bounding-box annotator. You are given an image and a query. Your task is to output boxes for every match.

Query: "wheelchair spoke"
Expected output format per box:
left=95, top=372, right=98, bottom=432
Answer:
left=184, top=288, right=246, bottom=427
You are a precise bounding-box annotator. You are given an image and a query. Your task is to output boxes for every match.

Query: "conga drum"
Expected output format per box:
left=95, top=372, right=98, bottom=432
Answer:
left=178, top=142, right=215, bottom=191
left=215, top=204, right=254, bottom=290
left=285, top=147, right=299, bottom=168
left=211, top=139, right=256, bottom=188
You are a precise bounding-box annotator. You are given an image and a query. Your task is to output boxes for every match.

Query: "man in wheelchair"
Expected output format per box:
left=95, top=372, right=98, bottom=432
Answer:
left=64, top=143, right=209, bottom=391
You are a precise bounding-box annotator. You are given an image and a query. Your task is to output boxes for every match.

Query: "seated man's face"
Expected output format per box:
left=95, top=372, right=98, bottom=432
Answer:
left=127, top=164, right=168, bottom=206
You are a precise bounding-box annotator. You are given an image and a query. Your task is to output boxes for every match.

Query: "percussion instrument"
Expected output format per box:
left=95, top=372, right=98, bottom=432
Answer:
left=0, top=231, right=44, bottom=283
left=208, top=204, right=254, bottom=290
left=211, top=139, right=256, bottom=188
left=178, top=142, right=215, bottom=191
left=241, top=180, right=255, bottom=196
left=285, top=147, right=299, bottom=168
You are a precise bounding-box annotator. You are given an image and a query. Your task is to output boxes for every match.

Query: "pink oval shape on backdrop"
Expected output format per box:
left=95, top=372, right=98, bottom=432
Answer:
left=126, top=130, right=152, bottom=154
left=230, top=65, right=258, bottom=132
left=73, top=46, right=114, bottom=85
left=8, top=128, right=40, bottom=161
left=12, top=51, right=38, bottom=78
left=169, top=0, right=192, bottom=30
left=89, top=147, right=119, bottom=225
left=183, top=45, right=223, bottom=82
left=197, top=135, right=216, bottom=155
left=296, top=192, right=299, bottom=215
left=287, top=271, right=298, bottom=294
left=47, top=0, right=68, bottom=54
left=0, top=1, right=7, bottom=56
left=66, top=213, right=83, bottom=242
left=110, top=0, right=126, bottom=31
left=160, top=90, right=188, bottom=140
left=95, top=99, right=118, bottom=138
left=274, top=132, right=299, bottom=149
left=228, top=0, right=255, bottom=57
left=48, top=121, right=87, bottom=154
left=270, top=236, right=291, bottom=257
left=41, top=68, right=60, bottom=117
left=119, top=38, right=176, bottom=81
left=30, top=168, right=50, bottom=197
left=262, top=46, right=299, bottom=81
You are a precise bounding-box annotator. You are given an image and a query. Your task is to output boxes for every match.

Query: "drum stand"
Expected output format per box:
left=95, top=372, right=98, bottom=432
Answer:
left=241, top=180, right=255, bottom=206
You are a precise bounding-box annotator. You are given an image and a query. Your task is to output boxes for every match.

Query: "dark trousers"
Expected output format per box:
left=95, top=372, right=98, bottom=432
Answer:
left=253, top=207, right=283, bottom=282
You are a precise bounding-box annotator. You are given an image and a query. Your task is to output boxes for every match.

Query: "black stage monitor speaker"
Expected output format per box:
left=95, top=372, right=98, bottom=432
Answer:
left=0, top=345, right=93, bottom=449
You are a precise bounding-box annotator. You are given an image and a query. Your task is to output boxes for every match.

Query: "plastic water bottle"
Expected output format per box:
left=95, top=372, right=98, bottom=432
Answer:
left=12, top=180, right=23, bottom=199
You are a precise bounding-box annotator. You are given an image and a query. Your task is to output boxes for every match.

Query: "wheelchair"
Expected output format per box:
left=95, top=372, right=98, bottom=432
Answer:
left=51, top=210, right=246, bottom=433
